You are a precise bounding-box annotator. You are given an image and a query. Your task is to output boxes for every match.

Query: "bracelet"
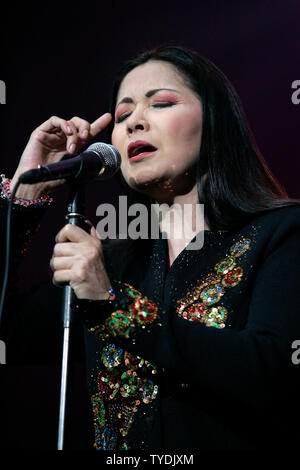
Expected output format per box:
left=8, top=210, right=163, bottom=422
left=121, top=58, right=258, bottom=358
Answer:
left=0, top=174, right=53, bottom=207
left=93, top=287, right=116, bottom=301
left=107, top=287, right=116, bottom=301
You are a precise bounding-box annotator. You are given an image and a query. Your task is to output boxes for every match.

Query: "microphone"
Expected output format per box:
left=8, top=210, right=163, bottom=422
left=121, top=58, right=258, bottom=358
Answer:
left=18, top=142, right=121, bottom=184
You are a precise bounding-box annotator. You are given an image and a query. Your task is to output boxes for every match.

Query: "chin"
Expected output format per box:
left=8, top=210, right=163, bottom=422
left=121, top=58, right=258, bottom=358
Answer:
left=126, top=168, right=164, bottom=190
left=127, top=177, right=156, bottom=193
left=128, top=176, right=178, bottom=204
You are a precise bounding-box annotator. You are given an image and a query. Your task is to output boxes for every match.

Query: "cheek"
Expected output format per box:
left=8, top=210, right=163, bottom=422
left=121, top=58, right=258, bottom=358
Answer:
left=111, top=127, right=120, bottom=149
left=111, top=129, right=128, bottom=174
left=162, top=111, right=202, bottom=173
left=165, top=111, right=202, bottom=145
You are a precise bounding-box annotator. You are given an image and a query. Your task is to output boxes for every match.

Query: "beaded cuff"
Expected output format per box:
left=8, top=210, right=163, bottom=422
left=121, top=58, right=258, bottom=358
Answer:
left=0, top=174, right=53, bottom=208
left=0, top=189, right=51, bottom=259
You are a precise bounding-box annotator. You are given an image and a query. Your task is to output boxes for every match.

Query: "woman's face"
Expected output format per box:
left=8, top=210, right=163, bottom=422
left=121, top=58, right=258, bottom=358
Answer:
left=111, top=60, right=203, bottom=200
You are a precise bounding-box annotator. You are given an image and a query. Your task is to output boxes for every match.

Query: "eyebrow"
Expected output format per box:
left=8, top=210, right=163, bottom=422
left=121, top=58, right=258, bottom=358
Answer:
left=116, top=88, right=180, bottom=108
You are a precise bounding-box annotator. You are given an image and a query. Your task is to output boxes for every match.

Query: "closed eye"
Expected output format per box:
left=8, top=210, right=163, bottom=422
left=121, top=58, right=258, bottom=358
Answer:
left=115, top=112, right=132, bottom=123
left=152, top=102, right=176, bottom=108
left=115, top=102, right=176, bottom=123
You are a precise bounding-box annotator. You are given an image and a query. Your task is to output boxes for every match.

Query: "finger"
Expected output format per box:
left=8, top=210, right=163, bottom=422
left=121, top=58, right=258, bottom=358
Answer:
left=66, top=120, right=79, bottom=154
left=81, top=218, right=95, bottom=235
left=53, top=242, right=81, bottom=257
left=90, top=226, right=101, bottom=240
left=84, top=218, right=99, bottom=237
left=50, top=256, right=73, bottom=272
left=38, top=115, right=71, bottom=136
left=52, top=278, right=68, bottom=288
left=52, top=269, right=73, bottom=285
left=69, top=116, right=91, bottom=140
left=90, top=113, right=112, bottom=138
left=53, top=266, right=88, bottom=285
left=55, top=224, right=93, bottom=244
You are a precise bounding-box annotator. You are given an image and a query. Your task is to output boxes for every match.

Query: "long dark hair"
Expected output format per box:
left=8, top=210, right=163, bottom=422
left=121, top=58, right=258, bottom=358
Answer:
left=108, top=45, right=300, bottom=232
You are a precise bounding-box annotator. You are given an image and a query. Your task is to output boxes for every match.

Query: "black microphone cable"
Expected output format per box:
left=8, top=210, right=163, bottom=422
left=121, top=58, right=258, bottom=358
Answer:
left=0, top=179, right=22, bottom=329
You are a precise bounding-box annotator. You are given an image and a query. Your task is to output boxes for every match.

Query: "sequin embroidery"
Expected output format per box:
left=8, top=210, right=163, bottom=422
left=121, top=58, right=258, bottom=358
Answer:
left=90, top=345, right=159, bottom=450
left=100, top=282, right=159, bottom=339
left=176, top=237, right=251, bottom=327
left=88, top=282, right=159, bottom=451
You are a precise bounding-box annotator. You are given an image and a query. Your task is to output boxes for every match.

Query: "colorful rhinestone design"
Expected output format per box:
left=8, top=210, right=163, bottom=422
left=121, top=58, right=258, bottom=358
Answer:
left=88, top=283, right=159, bottom=450
left=91, top=347, right=158, bottom=450
left=104, top=282, right=159, bottom=339
left=176, top=237, right=251, bottom=328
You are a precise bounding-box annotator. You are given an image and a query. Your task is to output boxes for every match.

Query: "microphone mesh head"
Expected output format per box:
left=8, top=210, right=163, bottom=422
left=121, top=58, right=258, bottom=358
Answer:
left=87, top=142, right=121, bottom=179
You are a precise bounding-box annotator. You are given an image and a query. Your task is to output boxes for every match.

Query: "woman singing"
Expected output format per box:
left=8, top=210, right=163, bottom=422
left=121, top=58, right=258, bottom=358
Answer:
left=1, top=46, right=300, bottom=451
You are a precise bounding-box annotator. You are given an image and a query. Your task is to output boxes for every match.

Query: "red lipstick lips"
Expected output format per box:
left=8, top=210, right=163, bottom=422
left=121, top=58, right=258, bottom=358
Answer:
left=127, top=140, right=157, bottom=161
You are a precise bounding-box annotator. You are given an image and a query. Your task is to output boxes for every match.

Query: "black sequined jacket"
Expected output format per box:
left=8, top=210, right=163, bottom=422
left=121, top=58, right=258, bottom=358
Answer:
left=1, top=197, right=300, bottom=451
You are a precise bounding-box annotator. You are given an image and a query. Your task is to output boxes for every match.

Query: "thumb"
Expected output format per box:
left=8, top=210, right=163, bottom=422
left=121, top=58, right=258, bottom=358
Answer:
left=83, top=219, right=101, bottom=239
left=90, top=225, right=101, bottom=240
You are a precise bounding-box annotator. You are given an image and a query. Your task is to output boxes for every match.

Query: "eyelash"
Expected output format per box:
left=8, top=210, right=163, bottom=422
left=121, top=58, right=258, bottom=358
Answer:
left=115, top=102, right=176, bottom=123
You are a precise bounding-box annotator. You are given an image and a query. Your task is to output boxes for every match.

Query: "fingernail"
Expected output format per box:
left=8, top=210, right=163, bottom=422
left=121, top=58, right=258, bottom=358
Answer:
left=69, top=143, right=76, bottom=153
left=82, top=129, right=88, bottom=138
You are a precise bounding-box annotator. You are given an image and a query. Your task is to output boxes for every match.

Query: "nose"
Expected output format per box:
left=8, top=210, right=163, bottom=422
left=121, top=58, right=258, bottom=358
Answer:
left=126, top=107, right=150, bottom=135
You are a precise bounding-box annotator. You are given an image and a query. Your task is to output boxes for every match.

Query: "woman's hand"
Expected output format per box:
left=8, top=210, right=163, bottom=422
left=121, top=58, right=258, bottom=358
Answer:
left=10, top=113, right=112, bottom=199
left=50, top=223, right=112, bottom=300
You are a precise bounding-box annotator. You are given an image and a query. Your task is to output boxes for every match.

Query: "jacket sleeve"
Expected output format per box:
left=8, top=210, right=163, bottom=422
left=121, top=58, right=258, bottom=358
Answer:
left=0, top=197, right=50, bottom=342
left=83, top=210, right=300, bottom=411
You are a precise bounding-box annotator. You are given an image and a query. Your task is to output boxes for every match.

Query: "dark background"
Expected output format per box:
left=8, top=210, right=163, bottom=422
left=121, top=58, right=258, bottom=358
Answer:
left=0, top=0, right=299, bottom=450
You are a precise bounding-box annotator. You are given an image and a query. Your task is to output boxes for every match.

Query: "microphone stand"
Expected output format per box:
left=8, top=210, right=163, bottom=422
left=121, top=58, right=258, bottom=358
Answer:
left=57, top=179, right=88, bottom=451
